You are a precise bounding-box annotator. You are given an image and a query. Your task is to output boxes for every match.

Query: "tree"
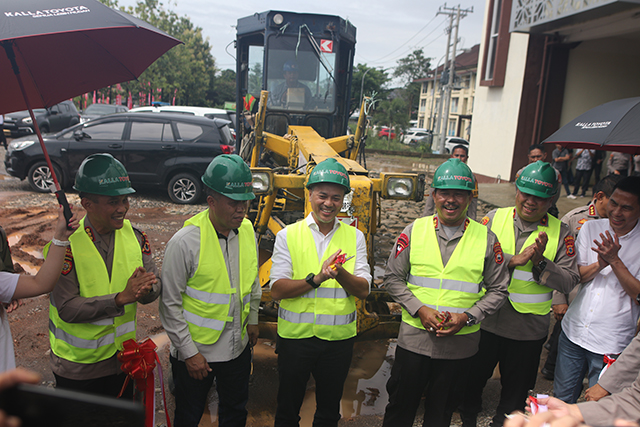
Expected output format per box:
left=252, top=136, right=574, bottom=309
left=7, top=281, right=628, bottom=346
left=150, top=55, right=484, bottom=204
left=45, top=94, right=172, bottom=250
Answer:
left=373, top=97, right=409, bottom=148
left=393, top=49, right=432, bottom=119
left=97, top=0, right=222, bottom=107
left=350, top=64, right=390, bottom=114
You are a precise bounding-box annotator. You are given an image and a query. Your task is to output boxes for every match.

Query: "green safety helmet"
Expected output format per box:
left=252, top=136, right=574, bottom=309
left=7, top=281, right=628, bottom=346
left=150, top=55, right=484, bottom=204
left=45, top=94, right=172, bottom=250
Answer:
left=306, top=158, right=351, bottom=194
left=201, top=154, right=255, bottom=201
left=431, top=158, right=475, bottom=191
left=73, top=153, right=135, bottom=196
left=516, top=161, right=558, bottom=198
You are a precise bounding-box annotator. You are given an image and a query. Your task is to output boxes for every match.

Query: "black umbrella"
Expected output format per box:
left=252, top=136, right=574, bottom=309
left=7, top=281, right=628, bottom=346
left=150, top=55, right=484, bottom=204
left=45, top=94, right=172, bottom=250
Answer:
left=543, top=97, right=640, bottom=155
left=0, top=0, right=181, bottom=219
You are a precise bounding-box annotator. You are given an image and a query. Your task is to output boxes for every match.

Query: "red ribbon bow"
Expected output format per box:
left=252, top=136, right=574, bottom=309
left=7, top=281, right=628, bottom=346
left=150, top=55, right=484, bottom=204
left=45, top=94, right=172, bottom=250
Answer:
left=603, top=354, right=618, bottom=368
left=118, top=338, right=171, bottom=427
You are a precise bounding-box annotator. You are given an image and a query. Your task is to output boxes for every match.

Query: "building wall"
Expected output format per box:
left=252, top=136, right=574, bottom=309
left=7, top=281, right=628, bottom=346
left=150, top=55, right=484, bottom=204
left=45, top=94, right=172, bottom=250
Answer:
left=468, top=32, right=530, bottom=181
left=560, top=35, right=640, bottom=126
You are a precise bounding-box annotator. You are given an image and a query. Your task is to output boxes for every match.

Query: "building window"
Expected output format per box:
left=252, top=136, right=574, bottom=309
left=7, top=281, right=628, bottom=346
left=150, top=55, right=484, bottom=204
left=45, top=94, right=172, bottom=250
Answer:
left=480, top=0, right=511, bottom=87
left=418, top=119, right=424, bottom=128
left=451, top=98, right=459, bottom=113
left=448, top=119, right=456, bottom=136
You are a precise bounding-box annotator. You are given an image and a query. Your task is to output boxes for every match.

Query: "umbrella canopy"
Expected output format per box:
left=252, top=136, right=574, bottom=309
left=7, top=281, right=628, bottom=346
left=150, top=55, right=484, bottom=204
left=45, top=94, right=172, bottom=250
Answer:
left=0, top=0, right=182, bottom=114
left=543, top=97, right=640, bottom=154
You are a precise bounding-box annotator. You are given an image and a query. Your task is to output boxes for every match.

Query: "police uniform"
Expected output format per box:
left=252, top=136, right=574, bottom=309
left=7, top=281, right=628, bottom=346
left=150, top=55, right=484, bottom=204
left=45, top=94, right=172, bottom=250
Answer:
left=0, top=227, right=14, bottom=273
left=460, top=208, right=580, bottom=426
left=49, top=215, right=160, bottom=395
left=382, top=215, right=509, bottom=427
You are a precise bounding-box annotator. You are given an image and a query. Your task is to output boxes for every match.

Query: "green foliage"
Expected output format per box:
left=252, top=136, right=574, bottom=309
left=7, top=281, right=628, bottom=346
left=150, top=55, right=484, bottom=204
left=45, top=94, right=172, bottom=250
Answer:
left=393, top=49, right=432, bottom=118
left=350, top=64, right=390, bottom=113
left=373, top=97, right=410, bottom=148
left=94, top=0, right=233, bottom=107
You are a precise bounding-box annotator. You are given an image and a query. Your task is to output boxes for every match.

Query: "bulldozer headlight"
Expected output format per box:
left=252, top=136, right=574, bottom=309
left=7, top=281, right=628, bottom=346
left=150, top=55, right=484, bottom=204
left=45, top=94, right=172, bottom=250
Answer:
left=388, top=178, right=413, bottom=197
left=380, top=173, right=426, bottom=201
left=251, top=168, right=273, bottom=195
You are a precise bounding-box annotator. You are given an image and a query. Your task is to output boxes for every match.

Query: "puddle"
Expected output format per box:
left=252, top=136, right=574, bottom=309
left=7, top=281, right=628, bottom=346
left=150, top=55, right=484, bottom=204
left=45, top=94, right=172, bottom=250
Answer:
left=196, top=339, right=395, bottom=426
left=16, top=260, right=39, bottom=276
left=7, top=232, right=23, bottom=246
left=22, top=246, right=44, bottom=260
left=373, top=264, right=385, bottom=280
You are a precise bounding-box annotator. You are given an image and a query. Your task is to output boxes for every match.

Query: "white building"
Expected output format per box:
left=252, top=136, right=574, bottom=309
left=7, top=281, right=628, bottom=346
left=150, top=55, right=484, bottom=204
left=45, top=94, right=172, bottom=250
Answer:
left=469, top=0, right=640, bottom=182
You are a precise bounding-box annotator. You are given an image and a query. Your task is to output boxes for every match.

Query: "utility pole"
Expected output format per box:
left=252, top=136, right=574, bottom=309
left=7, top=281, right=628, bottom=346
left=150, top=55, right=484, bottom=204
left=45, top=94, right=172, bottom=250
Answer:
left=435, top=3, right=473, bottom=154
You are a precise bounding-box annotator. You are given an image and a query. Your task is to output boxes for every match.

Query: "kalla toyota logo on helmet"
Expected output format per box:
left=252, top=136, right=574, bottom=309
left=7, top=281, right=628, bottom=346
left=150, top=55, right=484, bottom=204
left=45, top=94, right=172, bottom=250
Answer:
left=99, top=176, right=130, bottom=185
left=5, top=6, right=90, bottom=18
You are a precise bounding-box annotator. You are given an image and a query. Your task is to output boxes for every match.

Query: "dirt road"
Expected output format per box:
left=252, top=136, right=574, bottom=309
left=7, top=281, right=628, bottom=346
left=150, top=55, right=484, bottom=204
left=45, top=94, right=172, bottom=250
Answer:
left=3, top=151, right=554, bottom=426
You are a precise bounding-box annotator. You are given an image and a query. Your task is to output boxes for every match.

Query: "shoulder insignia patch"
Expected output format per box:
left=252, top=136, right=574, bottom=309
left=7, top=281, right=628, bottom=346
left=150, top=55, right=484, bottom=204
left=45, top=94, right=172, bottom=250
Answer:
left=62, top=247, right=74, bottom=275
left=512, top=208, right=516, bottom=219
left=493, top=242, right=504, bottom=264
left=588, top=204, right=597, bottom=217
left=464, top=218, right=470, bottom=231
left=540, top=215, right=548, bottom=227
left=395, top=233, right=409, bottom=258
left=433, top=216, right=439, bottom=229
left=564, top=235, right=576, bottom=257
left=141, top=230, right=151, bottom=255
left=85, top=226, right=95, bottom=241
left=480, top=216, right=490, bottom=226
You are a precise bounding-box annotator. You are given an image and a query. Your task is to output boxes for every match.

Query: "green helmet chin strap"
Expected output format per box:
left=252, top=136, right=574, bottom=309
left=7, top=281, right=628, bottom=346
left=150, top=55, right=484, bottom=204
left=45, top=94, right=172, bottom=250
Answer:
left=516, top=161, right=558, bottom=198
left=431, top=158, right=475, bottom=191
left=202, top=154, right=255, bottom=201
left=73, top=153, right=135, bottom=196
left=306, top=158, right=351, bottom=194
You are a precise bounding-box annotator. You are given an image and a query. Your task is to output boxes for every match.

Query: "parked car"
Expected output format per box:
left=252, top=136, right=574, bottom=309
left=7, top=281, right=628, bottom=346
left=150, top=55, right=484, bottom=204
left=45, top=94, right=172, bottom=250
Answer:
left=401, top=128, right=432, bottom=145
left=130, top=105, right=236, bottom=137
left=80, top=103, right=129, bottom=123
left=5, top=113, right=235, bottom=204
left=378, top=127, right=396, bottom=139
left=431, top=136, right=470, bottom=154
left=4, top=100, right=80, bottom=137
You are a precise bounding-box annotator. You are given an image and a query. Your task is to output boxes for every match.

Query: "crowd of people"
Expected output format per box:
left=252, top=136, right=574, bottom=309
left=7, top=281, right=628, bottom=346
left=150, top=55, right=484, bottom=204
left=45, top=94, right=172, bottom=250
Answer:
left=1, top=144, right=640, bottom=427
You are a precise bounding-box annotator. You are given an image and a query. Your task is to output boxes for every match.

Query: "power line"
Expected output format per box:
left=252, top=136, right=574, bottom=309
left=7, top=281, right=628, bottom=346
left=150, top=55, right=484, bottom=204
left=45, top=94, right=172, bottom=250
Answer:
left=362, top=14, right=443, bottom=64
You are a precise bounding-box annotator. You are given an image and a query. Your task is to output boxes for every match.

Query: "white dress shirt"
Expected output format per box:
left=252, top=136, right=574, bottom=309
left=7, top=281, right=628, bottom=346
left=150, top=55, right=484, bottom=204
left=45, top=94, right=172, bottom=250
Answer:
left=562, top=218, right=640, bottom=354
left=0, top=271, right=19, bottom=372
left=270, top=214, right=372, bottom=288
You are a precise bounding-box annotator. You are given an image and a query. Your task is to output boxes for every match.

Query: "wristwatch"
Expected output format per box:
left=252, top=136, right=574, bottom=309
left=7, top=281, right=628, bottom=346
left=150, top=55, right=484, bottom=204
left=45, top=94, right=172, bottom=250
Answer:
left=464, top=311, right=477, bottom=326
left=533, top=259, right=548, bottom=274
left=306, top=273, right=321, bottom=289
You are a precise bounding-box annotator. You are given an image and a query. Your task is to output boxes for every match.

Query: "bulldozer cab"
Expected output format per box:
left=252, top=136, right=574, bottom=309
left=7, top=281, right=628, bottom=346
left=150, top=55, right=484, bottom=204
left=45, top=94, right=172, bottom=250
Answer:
left=236, top=11, right=356, bottom=141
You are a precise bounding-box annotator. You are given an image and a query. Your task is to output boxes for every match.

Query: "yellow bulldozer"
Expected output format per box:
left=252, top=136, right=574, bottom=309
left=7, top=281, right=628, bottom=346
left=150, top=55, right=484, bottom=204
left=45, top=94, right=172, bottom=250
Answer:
left=234, top=11, right=426, bottom=340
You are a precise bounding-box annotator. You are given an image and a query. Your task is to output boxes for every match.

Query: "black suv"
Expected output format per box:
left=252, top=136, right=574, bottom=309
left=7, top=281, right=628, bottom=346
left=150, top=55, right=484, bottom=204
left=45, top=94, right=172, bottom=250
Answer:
left=4, top=100, right=81, bottom=137
left=5, top=113, right=234, bottom=204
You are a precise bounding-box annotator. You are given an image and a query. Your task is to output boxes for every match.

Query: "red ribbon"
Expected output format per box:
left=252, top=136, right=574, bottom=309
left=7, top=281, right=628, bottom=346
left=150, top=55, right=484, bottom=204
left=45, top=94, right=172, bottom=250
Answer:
left=603, top=354, right=618, bottom=368
left=118, top=338, right=171, bottom=427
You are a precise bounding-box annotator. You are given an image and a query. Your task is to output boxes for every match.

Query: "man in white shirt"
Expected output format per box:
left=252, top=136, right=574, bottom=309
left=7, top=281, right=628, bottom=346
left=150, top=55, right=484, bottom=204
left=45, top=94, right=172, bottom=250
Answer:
left=554, top=176, right=640, bottom=403
left=270, top=158, right=371, bottom=427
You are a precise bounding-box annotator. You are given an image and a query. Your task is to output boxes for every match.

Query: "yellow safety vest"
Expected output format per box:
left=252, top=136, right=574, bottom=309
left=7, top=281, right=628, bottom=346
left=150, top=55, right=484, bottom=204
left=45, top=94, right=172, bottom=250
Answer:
left=181, top=211, right=257, bottom=345
left=404, top=216, right=486, bottom=335
left=491, top=207, right=560, bottom=315
left=47, top=218, right=141, bottom=364
left=278, top=220, right=357, bottom=341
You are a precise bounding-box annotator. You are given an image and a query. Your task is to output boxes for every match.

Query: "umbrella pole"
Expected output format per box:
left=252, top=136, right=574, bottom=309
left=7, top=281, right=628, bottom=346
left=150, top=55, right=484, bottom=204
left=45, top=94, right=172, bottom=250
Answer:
left=2, top=41, right=73, bottom=227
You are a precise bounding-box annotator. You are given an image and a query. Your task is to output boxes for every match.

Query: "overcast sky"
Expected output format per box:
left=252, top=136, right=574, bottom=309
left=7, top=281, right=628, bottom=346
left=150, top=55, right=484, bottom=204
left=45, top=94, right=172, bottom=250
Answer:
left=117, top=0, right=485, bottom=76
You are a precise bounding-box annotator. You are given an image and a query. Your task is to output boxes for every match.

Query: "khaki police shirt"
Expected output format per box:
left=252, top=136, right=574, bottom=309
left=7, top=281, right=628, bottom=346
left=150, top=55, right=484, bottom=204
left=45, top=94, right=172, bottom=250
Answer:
left=49, top=216, right=161, bottom=380
left=383, top=216, right=510, bottom=360
left=478, top=209, right=580, bottom=341
left=0, top=227, right=14, bottom=273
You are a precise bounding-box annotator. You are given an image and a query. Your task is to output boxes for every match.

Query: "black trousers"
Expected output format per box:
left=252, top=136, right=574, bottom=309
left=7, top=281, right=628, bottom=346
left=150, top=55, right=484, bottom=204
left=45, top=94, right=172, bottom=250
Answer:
left=543, top=319, right=562, bottom=373
left=274, top=336, right=354, bottom=427
left=460, top=330, right=546, bottom=427
left=54, top=371, right=134, bottom=399
left=171, top=345, right=251, bottom=427
left=382, top=345, right=471, bottom=427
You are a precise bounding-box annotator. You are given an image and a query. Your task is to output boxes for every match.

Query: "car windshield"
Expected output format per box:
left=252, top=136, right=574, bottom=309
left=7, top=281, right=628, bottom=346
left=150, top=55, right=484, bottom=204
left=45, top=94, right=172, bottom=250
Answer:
left=84, top=104, right=118, bottom=115
left=265, top=35, right=336, bottom=113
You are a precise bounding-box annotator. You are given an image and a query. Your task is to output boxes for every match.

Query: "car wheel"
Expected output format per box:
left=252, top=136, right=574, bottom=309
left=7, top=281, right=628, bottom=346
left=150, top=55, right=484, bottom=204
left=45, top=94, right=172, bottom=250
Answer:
left=28, top=161, right=63, bottom=193
left=39, top=125, right=50, bottom=134
left=168, top=173, right=202, bottom=204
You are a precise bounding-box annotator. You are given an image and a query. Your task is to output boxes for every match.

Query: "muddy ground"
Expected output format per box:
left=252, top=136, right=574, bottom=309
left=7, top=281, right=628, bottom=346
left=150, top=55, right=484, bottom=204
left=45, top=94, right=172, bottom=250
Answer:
left=3, top=150, right=555, bottom=426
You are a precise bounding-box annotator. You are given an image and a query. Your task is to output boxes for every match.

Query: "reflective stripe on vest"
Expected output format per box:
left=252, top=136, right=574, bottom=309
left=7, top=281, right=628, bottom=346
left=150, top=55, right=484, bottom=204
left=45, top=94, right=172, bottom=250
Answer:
left=182, top=211, right=257, bottom=345
left=278, top=220, right=357, bottom=341
left=491, top=207, right=560, bottom=315
left=47, top=218, right=141, bottom=363
left=404, top=216, right=486, bottom=335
